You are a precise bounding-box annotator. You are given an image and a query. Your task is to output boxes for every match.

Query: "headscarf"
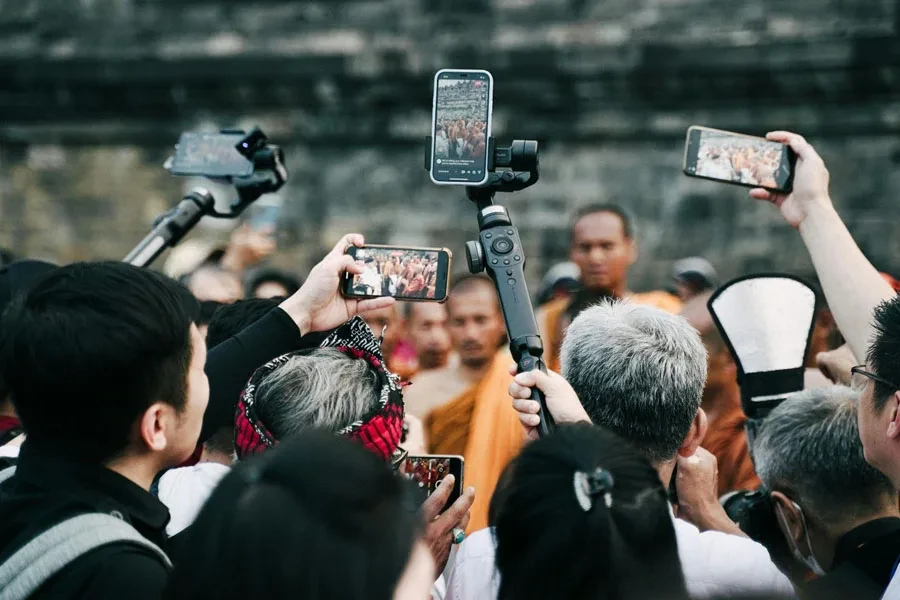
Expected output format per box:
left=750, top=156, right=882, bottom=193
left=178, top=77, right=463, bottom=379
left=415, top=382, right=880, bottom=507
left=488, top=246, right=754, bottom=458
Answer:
left=234, top=316, right=405, bottom=462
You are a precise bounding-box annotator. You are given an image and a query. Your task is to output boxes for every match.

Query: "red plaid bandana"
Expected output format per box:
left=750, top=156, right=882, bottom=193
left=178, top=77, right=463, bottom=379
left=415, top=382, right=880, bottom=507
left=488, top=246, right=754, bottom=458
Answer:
left=235, top=316, right=405, bottom=462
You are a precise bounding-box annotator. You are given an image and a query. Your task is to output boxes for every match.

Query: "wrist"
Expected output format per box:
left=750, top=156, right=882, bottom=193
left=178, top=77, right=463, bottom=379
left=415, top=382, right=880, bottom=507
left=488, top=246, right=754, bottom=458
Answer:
left=277, top=301, right=311, bottom=337
left=797, top=198, right=838, bottom=236
left=695, top=501, right=743, bottom=536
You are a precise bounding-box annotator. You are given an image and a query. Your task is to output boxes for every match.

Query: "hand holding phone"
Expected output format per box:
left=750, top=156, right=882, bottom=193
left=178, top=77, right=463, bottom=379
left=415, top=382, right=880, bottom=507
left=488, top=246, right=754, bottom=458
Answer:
left=683, top=126, right=796, bottom=193
left=402, top=454, right=465, bottom=513
left=430, top=69, right=493, bottom=186
left=341, top=245, right=452, bottom=302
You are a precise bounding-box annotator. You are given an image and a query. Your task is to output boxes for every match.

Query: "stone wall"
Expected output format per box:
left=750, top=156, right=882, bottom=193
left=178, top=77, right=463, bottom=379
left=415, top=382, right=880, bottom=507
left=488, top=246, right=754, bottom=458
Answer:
left=0, top=0, right=898, bottom=289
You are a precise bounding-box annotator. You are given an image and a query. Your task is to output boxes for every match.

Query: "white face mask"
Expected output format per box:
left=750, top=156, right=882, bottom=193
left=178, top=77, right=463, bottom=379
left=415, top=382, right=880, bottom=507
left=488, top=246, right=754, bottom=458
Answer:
left=775, top=500, right=827, bottom=577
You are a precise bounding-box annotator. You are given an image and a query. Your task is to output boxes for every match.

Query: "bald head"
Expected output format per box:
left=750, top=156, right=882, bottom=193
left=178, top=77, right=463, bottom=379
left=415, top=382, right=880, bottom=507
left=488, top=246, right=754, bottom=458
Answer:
left=447, top=275, right=505, bottom=369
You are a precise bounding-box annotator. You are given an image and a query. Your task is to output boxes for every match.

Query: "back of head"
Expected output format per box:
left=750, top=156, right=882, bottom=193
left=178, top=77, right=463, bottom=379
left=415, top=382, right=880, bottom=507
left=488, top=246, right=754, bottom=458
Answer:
left=492, top=424, right=687, bottom=600
left=254, top=348, right=380, bottom=440
left=0, top=261, right=198, bottom=461
left=247, top=268, right=301, bottom=299
left=754, top=386, right=896, bottom=524
left=185, top=264, right=244, bottom=304
left=561, top=300, right=707, bottom=463
left=206, top=297, right=282, bottom=349
left=166, top=431, right=423, bottom=600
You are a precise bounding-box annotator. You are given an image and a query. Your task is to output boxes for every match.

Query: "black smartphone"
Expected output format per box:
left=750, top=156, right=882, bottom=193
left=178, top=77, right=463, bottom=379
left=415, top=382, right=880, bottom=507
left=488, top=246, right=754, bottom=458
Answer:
left=341, top=245, right=452, bottom=302
left=683, top=126, right=796, bottom=193
left=429, top=69, right=493, bottom=186
left=167, top=132, right=255, bottom=178
left=401, top=454, right=464, bottom=512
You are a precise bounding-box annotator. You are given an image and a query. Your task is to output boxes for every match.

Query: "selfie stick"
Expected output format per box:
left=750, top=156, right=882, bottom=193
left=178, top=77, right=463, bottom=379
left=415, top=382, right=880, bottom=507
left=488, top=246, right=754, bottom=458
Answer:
left=425, top=137, right=555, bottom=437
left=125, top=128, right=288, bottom=268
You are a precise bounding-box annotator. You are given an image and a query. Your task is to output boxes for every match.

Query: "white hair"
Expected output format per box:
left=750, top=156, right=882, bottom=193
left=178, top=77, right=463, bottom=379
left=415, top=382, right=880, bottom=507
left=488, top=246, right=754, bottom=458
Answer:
left=561, top=300, right=707, bottom=463
left=254, top=348, right=379, bottom=440
left=754, top=386, right=895, bottom=522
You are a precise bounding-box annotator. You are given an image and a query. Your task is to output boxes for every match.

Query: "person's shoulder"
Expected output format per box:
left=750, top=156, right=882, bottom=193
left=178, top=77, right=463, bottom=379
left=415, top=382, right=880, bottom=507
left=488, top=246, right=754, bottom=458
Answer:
left=632, top=291, right=682, bottom=314
left=537, top=297, right=568, bottom=319
left=40, top=543, right=169, bottom=600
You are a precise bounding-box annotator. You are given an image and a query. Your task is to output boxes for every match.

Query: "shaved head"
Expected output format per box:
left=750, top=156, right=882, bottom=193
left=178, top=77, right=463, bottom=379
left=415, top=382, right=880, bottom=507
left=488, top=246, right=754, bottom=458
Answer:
left=447, top=275, right=504, bottom=369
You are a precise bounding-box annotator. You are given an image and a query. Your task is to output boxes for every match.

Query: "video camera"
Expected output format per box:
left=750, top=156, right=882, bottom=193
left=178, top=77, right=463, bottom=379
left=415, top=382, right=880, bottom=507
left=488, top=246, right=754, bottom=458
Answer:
left=125, top=128, right=287, bottom=268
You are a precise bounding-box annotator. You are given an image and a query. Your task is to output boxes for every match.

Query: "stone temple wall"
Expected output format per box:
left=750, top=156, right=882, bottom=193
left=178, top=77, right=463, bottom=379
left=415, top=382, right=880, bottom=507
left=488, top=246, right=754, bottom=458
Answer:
left=0, top=0, right=898, bottom=290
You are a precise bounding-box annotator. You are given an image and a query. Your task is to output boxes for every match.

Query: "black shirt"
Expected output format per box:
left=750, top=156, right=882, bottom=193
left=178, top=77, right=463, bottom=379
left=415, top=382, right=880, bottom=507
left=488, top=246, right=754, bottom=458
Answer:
left=800, top=517, right=900, bottom=600
left=0, top=307, right=313, bottom=599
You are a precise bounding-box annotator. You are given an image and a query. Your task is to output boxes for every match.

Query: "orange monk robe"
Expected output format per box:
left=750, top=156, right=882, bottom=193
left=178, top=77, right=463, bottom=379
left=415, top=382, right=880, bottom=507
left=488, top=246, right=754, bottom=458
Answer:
left=424, top=351, right=524, bottom=533
left=540, top=292, right=683, bottom=372
left=701, top=403, right=761, bottom=495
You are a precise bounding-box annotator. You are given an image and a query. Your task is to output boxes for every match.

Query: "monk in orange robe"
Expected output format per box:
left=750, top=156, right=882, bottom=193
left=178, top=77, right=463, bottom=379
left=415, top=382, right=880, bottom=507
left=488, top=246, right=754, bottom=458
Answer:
left=404, top=275, right=523, bottom=532
left=537, top=205, right=681, bottom=372
left=681, top=292, right=760, bottom=494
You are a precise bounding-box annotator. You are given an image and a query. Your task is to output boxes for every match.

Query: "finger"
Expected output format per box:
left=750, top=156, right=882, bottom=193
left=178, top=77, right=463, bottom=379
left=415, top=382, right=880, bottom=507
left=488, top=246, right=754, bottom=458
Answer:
left=512, top=399, right=541, bottom=415
left=457, top=511, right=471, bottom=533
left=436, top=486, right=475, bottom=534
left=517, top=412, right=541, bottom=428
left=422, top=475, right=455, bottom=521
left=356, top=296, right=395, bottom=314
left=526, top=428, right=540, bottom=442
left=507, top=382, right=533, bottom=400
left=766, top=131, right=813, bottom=158
left=513, top=370, right=537, bottom=387
left=328, top=234, right=364, bottom=260
left=508, top=363, right=519, bottom=377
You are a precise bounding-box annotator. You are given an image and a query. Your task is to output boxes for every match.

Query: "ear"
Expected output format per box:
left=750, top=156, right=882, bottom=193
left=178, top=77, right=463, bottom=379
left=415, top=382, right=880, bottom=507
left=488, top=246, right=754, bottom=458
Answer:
left=886, top=392, right=900, bottom=440
left=678, top=408, right=709, bottom=457
left=626, top=237, right=638, bottom=267
left=138, top=402, right=175, bottom=453
left=772, top=491, right=803, bottom=545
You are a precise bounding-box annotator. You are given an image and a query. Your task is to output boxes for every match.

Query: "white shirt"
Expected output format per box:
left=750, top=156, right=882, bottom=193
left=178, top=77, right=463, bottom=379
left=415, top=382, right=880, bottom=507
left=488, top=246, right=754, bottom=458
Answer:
left=884, top=572, right=900, bottom=600
left=446, top=516, right=796, bottom=600
left=157, top=462, right=230, bottom=536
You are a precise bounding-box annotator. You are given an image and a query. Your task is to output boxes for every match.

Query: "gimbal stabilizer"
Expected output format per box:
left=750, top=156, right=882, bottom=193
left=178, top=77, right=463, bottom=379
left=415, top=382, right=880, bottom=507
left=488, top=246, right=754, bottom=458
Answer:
left=125, top=128, right=287, bottom=268
left=425, top=137, right=555, bottom=437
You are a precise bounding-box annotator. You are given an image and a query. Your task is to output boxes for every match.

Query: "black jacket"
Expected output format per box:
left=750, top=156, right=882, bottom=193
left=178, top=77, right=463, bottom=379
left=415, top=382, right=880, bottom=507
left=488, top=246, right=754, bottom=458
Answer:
left=0, top=307, right=312, bottom=599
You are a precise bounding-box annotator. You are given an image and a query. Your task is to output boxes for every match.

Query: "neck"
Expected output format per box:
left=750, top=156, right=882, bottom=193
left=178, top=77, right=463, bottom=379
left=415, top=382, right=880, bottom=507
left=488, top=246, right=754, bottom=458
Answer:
left=820, top=503, right=900, bottom=570
left=419, top=353, right=448, bottom=371
left=458, top=358, right=492, bottom=383
left=655, top=459, right=676, bottom=491
left=105, top=454, right=163, bottom=492
left=702, top=382, right=741, bottom=424
left=584, top=284, right=628, bottom=300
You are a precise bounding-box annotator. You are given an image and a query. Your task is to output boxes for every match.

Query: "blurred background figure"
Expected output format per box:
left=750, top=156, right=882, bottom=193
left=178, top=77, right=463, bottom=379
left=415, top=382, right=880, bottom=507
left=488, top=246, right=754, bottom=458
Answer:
left=247, top=267, right=301, bottom=299
left=672, top=257, right=718, bottom=303
left=361, top=304, right=418, bottom=380
left=402, top=302, right=453, bottom=375
left=182, top=265, right=243, bottom=304
left=535, top=261, right=581, bottom=307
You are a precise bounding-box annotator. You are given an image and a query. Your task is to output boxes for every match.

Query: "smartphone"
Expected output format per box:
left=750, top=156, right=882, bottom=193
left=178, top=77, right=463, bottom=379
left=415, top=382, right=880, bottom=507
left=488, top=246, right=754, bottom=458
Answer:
left=246, top=203, right=281, bottom=231
left=683, top=126, right=796, bottom=193
left=430, top=69, right=493, bottom=186
left=400, top=454, right=464, bottom=512
left=167, top=132, right=255, bottom=178
left=341, top=245, right=452, bottom=302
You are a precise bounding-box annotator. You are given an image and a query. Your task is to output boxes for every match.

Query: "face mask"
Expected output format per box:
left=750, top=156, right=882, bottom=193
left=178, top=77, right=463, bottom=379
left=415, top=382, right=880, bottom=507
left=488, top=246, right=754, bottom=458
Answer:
left=775, top=500, right=827, bottom=576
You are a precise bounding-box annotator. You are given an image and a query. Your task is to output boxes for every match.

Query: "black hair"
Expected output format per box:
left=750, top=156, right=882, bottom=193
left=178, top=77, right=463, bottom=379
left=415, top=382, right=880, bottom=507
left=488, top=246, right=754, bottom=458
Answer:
left=198, top=300, right=224, bottom=327
left=247, top=268, right=302, bottom=298
left=206, top=297, right=283, bottom=350
left=570, top=204, right=634, bottom=241
left=868, top=296, right=900, bottom=411
left=165, top=431, right=423, bottom=600
left=0, top=262, right=198, bottom=462
left=449, top=273, right=496, bottom=297
left=492, top=423, right=688, bottom=600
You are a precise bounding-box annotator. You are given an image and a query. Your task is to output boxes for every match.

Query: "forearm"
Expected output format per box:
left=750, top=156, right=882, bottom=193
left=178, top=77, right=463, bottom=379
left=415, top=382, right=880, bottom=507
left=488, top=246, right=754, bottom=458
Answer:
left=684, top=502, right=748, bottom=538
left=799, top=203, right=895, bottom=361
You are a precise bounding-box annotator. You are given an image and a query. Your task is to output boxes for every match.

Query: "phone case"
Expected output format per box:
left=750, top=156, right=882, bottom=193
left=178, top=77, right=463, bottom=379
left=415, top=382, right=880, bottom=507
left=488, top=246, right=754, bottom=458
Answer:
left=429, top=69, right=493, bottom=187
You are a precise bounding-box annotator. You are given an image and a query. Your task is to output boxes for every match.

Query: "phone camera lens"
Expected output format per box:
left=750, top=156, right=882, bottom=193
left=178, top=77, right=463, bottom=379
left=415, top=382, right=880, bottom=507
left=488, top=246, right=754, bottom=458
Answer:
left=491, top=237, right=514, bottom=255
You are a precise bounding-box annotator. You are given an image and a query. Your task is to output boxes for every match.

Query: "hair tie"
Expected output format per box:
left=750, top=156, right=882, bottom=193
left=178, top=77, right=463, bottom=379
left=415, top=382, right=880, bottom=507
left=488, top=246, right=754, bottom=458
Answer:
left=573, top=467, right=615, bottom=512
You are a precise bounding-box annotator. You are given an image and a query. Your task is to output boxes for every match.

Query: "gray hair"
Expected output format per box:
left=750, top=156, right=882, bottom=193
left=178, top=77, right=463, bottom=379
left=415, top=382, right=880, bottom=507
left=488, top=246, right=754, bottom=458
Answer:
left=561, top=300, right=707, bottom=463
left=254, top=348, right=379, bottom=440
left=753, top=386, right=895, bottom=522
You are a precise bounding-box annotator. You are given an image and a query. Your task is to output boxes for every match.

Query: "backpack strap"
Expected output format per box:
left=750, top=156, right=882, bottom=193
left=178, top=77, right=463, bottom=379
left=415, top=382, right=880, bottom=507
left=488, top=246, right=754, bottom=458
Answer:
left=0, top=513, right=172, bottom=600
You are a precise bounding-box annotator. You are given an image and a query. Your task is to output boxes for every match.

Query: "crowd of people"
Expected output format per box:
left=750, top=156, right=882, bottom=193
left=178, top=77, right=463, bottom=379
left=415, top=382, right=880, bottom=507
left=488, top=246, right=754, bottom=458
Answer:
left=0, top=128, right=898, bottom=600
left=696, top=132, right=783, bottom=188
left=434, top=80, right=488, bottom=162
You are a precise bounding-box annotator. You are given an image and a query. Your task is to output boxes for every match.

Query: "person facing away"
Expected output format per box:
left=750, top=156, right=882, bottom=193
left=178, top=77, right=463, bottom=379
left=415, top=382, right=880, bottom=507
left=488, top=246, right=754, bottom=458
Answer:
left=403, top=274, right=523, bottom=533
left=753, top=385, right=900, bottom=599
left=680, top=292, right=760, bottom=495
left=0, top=262, right=209, bottom=600
left=449, top=301, right=795, bottom=600
left=492, top=423, right=691, bottom=600
left=164, top=431, right=436, bottom=600
left=537, top=204, right=682, bottom=372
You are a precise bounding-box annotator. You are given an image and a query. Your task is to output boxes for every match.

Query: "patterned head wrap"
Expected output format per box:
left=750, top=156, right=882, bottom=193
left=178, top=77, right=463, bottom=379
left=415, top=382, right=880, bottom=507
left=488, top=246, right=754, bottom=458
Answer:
left=234, top=316, right=405, bottom=461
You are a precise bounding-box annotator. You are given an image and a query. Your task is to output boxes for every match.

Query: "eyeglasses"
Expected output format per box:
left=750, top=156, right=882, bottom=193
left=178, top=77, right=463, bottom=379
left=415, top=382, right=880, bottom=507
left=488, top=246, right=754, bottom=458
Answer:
left=851, top=365, right=900, bottom=392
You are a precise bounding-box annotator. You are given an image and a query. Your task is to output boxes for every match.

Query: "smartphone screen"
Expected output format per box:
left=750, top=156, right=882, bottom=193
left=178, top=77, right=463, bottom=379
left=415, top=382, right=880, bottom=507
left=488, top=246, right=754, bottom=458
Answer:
left=683, top=127, right=795, bottom=192
left=430, top=69, right=493, bottom=186
left=168, top=132, right=255, bottom=178
left=400, top=455, right=464, bottom=512
left=247, top=204, right=281, bottom=231
left=343, top=245, right=452, bottom=302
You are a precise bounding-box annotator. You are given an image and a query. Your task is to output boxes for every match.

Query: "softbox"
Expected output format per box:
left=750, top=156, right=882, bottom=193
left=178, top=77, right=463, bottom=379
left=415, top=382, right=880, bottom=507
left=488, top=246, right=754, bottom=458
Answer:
left=707, top=274, right=817, bottom=429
